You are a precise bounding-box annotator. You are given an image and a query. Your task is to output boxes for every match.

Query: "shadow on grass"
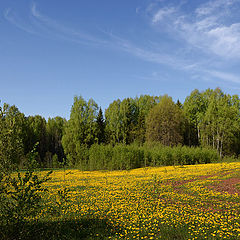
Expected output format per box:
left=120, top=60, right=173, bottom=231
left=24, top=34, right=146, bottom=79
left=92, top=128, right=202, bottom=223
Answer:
left=0, top=218, right=119, bottom=240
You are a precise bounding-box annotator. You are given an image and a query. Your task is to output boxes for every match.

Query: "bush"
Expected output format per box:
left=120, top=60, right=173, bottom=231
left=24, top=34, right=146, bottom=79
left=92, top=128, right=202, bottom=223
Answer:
left=141, top=143, right=219, bottom=167
left=73, top=143, right=220, bottom=171
left=0, top=147, right=52, bottom=239
left=89, top=144, right=113, bottom=170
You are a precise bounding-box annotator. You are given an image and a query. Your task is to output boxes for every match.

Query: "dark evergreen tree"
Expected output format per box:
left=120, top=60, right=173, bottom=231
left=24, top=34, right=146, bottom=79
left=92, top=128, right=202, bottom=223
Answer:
left=26, top=115, right=48, bottom=165
left=46, top=116, right=66, bottom=164
left=176, top=99, right=183, bottom=109
left=96, top=107, right=106, bottom=144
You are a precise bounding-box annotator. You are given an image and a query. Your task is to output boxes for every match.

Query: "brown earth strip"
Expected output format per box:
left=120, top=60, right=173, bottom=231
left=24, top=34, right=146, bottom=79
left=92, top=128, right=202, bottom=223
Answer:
left=208, top=177, right=240, bottom=195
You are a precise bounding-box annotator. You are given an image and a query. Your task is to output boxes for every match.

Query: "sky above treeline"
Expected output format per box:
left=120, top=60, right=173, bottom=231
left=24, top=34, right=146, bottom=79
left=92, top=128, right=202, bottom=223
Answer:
left=1, top=0, right=240, bottom=119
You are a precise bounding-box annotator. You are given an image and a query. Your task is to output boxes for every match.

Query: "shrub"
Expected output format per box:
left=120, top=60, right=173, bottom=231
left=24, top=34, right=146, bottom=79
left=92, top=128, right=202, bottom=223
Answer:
left=76, top=143, right=220, bottom=171
left=0, top=147, right=52, bottom=239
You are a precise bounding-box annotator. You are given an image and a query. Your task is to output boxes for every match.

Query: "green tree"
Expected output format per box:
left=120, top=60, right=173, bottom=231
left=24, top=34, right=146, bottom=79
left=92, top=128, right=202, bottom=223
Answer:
left=62, top=96, right=98, bottom=167
left=46, top=116, right=66, bottom=164
left=119, top=98, right=133, bottom=144
left=183, top=89, right=208, bottom=146
left=229, top=94, right=240, bottom=156
left=26, top=115, right=47, bottom=165
left=0, top=102, right=25, bottom=171
left=0, top=146, right=52, bottom=239
left=105, top=95, right=162, bottom=145
left=184, top=88, right=240, bottom=157
left=133, top=95, right=162, bottom=144
left=96, top=107, right=105, bottom=144
left=200, top=88, right=240, bottom=157
left=146, top=95, right=185, bottom=146
left=105, top=99, right=121, bottom=144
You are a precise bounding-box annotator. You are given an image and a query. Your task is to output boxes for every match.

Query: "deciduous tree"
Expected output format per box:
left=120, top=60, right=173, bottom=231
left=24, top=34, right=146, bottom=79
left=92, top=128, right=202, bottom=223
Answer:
left=146, top=95, right=185, bottom=146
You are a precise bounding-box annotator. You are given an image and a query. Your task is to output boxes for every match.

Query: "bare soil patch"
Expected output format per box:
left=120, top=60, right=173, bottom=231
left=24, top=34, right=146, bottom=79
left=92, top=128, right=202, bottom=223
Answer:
left=208, top=177, right=240, bottom=195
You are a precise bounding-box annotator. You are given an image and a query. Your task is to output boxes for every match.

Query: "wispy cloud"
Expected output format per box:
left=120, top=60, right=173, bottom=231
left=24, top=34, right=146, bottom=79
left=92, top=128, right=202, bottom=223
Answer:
left=30, top=3, right=191, bottom=69
left=207, top=24, right=240, bottom=58
left=207, top=70, right=240, bottom=83
left=4, top=3, right=198, bottom=71
left=195, top=0, right=236, bottom=17
left=3, top=1, right=240, bottom=86
left=152, top=7, right=176, bottom=23
left=30, top=3, right=109, bottom=46
left=4, top=8, right=38, bottom=35
left=106, top=33, right=201, bottom=71
left=4, top=3, right=108, bottom=47
left=132, top=71, right=170, bottom=82
left=150, top=0, right=240, bottom=59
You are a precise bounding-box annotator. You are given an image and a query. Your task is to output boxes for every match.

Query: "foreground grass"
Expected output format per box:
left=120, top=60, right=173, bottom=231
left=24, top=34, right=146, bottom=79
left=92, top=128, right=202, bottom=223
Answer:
left=2, top=162, right=240, bottom=239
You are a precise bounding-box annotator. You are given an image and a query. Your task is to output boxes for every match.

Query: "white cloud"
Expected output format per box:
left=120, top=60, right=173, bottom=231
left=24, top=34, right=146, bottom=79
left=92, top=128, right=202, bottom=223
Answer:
left=4, top=8, right=38, bottom=35
left=150, top=0, right=240, bottom=59
left=29, top=3, right=108, bottom=46
left=4, top=0, right=240, bottom=86
left=136, top=7, right=141, bottom=14
left=108, top=33, right=198, bottom=70
left=207, top=70, right=240, bottom=83
left=195, top=17, right=219, bottom=31
left=152, top=7, right=176, bottom=23
left=195, top=0, right=237, bottom=17
left=207, top=23, right=240, bottom=57
left=4, top=3, right=111, bottom=47
left=5, top=3, right=186, bottom=70
left=31, top=3, right=40, bottom=18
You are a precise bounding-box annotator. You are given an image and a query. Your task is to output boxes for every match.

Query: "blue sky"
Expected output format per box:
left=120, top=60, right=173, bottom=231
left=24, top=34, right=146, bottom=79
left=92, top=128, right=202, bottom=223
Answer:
left=1, top=0, right=240, bottom=119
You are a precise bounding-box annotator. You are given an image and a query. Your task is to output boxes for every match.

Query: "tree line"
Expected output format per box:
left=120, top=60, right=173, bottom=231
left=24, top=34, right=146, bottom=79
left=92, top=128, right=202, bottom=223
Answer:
left=1, top=88, right=239, bottom=170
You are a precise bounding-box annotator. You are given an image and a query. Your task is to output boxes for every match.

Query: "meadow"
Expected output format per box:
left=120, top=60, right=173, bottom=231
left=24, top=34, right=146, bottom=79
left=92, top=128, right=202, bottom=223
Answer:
left=2, top=162, right=240, bottom=239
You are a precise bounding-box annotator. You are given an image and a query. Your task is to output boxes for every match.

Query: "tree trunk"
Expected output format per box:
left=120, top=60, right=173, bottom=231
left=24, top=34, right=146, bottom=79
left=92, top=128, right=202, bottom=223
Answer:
left=197, top=126, right=200, bottom=144
left=220, top=134, right=224, bottom=158
left=213, top=134, right=215, bottom=149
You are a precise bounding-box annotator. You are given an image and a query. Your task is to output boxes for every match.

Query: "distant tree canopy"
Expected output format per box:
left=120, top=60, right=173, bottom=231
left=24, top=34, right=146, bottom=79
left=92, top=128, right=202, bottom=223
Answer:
left=146, top=95, right=185, bottom=146
left=183, top=88, right=240, bottom=157
left=0, top=103, right=24, bottom=171
left=1, top=88, right=240, bottom=170
left=61, top=96, right=99, bottom=167
left=105, top=95, right=161, bottom=145
left=46, top=116, right=66, bottom=163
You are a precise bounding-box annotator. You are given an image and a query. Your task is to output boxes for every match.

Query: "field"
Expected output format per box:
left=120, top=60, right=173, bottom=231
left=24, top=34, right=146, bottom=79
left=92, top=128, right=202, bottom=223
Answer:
left=4, top=162, right=240, bottom=239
